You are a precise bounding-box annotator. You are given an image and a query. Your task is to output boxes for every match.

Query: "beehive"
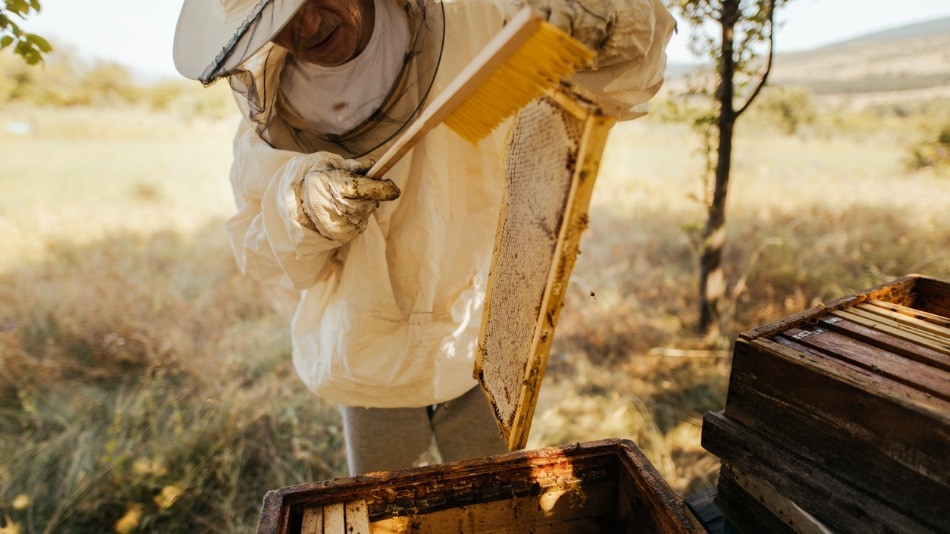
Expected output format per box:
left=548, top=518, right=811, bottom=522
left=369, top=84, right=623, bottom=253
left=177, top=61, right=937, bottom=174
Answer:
left=703, top=274, right=950, bottom=533
left=256, top=439, right=704, bottom=534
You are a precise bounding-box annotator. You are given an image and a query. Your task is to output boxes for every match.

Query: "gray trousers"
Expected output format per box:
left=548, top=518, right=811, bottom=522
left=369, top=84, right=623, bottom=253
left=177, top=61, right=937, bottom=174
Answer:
left=339, top=386, right=509, bottom=475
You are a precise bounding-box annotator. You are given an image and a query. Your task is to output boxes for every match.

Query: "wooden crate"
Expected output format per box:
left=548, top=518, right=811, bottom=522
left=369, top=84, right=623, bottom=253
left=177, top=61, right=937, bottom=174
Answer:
left=702, top=274, right=950, bottom=533
left=257, top=439, right=704, bottom=533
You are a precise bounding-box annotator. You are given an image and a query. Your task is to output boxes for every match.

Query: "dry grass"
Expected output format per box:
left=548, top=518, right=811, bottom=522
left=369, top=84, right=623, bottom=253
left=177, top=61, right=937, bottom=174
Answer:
left=1, top=105, right=948, bottom=531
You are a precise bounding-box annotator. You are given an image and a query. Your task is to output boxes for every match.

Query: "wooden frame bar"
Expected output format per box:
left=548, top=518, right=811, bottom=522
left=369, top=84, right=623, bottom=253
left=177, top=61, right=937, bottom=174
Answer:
left=475, top=87, right=615, bottom=450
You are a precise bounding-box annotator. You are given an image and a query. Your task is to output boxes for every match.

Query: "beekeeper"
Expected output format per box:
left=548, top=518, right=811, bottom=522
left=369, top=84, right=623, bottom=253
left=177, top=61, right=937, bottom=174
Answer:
left=173, top=0, right=674, bottom=475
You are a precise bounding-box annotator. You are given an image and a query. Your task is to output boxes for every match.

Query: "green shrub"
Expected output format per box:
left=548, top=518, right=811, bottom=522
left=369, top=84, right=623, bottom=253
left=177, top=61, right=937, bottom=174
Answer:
left=745, top=85, right=816, bottom=134
left=167, top=80, right=236, bottom=121
left=0, top=43, right=236, bottom=117
left=907, top=123, right=950, bottom=173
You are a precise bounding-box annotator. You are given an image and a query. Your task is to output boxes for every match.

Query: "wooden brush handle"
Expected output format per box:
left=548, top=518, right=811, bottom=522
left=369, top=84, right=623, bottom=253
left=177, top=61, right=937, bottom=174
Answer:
left=366, top=8, right=543, bottom=179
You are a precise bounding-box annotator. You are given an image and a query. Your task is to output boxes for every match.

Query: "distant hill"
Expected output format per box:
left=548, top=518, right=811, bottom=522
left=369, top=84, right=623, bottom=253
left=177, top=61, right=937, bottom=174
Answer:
left=771, top=16, right=950, bottom=100
left=665, top=16, right=950, bottom=108
left=827, top=16, right=950, bottom=46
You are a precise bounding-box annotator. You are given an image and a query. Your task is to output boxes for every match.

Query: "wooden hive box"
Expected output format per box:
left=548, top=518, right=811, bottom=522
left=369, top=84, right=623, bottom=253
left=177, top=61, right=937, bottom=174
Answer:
left=702, top=274, right=950, bottom=533
left=257, top=439, right=704, bottom=533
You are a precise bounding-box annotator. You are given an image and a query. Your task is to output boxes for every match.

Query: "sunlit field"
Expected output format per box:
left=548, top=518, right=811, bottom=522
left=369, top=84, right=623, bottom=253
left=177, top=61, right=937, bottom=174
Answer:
left=1, top=103, right=948, bottom=531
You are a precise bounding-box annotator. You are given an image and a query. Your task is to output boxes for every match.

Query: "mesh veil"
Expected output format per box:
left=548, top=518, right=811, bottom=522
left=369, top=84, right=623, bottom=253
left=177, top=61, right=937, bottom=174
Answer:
left=227, top=0, right=445, bottom=158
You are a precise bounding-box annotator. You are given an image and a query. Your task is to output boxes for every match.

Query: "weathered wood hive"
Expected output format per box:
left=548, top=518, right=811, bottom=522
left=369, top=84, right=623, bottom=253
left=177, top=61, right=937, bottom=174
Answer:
left=703, top=274, right=950, bottom=533
left=256, top=439, right=703, bottom=534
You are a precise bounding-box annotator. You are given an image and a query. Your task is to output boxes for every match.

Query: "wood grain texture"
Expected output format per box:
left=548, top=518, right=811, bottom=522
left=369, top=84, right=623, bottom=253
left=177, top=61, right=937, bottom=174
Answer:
left=815, top=313, right=950, bottom=371
left=705, top=412, right=941, bottom=533
left=322, top=503, right=344, bottom=534
left=705, top=275, right=950, bottom=533
left=256, top=439, right=701, bottom=533
left=300, top=507, right=322, bottom=534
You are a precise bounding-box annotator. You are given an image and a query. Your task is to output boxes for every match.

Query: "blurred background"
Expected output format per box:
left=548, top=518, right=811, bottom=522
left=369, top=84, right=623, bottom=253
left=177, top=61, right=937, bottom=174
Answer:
left=2, top=0, right=949, bottom=531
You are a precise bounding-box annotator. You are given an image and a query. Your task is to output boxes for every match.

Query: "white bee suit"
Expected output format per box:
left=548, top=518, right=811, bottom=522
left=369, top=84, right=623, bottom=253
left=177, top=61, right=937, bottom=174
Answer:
left=225, top=0, right=675, bottom=408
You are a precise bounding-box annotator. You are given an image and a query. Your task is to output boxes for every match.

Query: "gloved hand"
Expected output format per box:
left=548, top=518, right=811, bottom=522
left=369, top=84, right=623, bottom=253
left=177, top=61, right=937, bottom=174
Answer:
left=506, top=0, right=616, bottom=54
left=297, top=152, right=400, bottom=243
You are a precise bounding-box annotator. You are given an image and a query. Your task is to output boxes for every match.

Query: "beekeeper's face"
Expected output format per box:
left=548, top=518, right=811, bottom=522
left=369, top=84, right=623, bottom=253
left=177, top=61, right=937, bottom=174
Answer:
left=272, top=0, right=375, bottom=67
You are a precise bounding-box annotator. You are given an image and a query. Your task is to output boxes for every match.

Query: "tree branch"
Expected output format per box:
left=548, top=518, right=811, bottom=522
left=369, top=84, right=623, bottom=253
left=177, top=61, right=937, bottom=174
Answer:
left=736, top=0, right=775, bottom=117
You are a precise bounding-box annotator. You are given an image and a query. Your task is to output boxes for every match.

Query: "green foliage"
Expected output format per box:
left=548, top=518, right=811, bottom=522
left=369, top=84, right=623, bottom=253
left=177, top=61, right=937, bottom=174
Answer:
left=668, top=0, right=790, bottom=97
left=78, top=61, right=137, bottom=105
left=163, top=80, right=237, bottom=120
left=907, top=123, right=950, bottom=173
left=663, top=0, right=795, bottom=132
left=0, top=14, right=237, bottom=114
left=1, top=0, right=51, bottom=65
left=0, top=44, right=237, bottom=117
left=744, top=85, right=815, bottom=134
left=649, top=93, right=717, bottom=126
left=0, top=44, right=83, bottom=105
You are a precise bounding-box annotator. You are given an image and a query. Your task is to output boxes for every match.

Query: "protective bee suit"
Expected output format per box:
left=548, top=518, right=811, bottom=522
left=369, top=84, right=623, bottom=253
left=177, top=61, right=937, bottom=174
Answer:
left=175, top=0, right=673, bottom=472
left=221, top=0, right=673, bottom=407
left=223, top=0, right=673, bottom=408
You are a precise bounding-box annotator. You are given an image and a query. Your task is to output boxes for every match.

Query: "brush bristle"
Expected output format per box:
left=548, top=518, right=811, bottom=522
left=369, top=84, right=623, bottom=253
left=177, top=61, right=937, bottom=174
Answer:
left=444, top=21, right=594, bottom=144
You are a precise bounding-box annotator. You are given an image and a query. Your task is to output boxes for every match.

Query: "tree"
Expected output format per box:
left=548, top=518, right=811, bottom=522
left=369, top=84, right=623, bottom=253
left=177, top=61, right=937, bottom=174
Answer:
left=668, top=0, right=788, bottom=335
left=1, top=0, right=51, bottom=65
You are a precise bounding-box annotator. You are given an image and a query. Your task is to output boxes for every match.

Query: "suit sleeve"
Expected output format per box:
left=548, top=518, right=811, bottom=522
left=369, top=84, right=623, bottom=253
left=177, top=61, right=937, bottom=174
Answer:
left=572, top=0, right=676, bottom=120
left=226, top=119, right=343, bottom=291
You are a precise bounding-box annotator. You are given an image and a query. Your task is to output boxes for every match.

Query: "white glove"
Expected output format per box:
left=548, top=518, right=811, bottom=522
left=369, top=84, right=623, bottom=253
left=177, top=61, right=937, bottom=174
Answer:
left=506, top=0, right=616, bottom=53
left=297, top=152, right=400, bottom=243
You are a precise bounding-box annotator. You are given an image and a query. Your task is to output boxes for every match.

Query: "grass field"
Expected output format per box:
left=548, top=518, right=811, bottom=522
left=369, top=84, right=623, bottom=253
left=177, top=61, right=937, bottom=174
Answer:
left=1, top=104, right=948, bottom=532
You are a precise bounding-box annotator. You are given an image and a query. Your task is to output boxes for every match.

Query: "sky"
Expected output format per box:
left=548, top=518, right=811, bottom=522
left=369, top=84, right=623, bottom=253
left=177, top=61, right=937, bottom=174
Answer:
left=22, top=0, right=950, bottom=80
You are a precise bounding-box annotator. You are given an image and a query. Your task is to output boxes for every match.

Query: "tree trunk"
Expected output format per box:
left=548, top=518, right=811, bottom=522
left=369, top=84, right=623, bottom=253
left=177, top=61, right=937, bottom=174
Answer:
left=697, top=0, right=739, bottom=335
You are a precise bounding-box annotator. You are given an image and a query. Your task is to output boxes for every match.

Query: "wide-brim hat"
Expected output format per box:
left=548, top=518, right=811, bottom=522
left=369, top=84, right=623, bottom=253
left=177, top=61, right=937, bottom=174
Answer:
left=174, top=0, right=306, bottom=84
